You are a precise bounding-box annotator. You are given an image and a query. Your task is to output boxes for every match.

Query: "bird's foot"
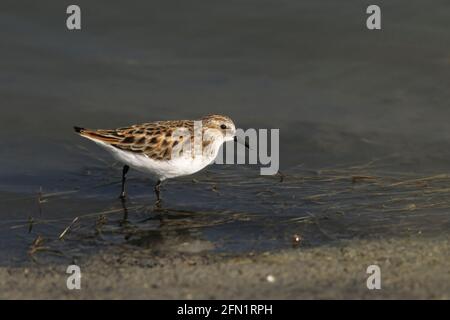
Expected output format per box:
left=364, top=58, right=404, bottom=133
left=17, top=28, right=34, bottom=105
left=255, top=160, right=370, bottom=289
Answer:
left=153, top=199, right=162, bottom=210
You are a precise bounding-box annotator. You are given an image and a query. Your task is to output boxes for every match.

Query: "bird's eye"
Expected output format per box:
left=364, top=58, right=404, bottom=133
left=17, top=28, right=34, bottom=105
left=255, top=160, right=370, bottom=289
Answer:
left=220, top=124, right=227, bottom=130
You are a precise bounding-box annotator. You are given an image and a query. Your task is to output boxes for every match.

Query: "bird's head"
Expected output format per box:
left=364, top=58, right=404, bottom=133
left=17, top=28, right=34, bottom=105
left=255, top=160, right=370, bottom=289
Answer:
left=201, top=114, right=236, bottom=142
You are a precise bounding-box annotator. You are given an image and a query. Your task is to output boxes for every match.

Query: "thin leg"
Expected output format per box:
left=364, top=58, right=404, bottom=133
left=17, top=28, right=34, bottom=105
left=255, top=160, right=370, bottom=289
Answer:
left=154, top=179, right=162, bottom=203
left=119, top=198, right=129, bottom=226
left=119, top=165, right=130, bottom=200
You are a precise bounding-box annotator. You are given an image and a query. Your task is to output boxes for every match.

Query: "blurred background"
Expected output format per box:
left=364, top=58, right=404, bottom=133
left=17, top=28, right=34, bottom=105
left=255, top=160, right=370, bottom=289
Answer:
left=1, top=0, right=450, bottom=263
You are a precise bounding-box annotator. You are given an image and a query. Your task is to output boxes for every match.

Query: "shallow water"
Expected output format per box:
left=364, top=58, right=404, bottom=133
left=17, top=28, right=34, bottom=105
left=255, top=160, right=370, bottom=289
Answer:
left=1, top=0, right=450, bottom=264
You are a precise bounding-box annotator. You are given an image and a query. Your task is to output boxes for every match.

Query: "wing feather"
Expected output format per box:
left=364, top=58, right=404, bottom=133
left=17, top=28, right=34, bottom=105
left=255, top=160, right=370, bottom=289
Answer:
left=75, top=120, right=195, bottom=160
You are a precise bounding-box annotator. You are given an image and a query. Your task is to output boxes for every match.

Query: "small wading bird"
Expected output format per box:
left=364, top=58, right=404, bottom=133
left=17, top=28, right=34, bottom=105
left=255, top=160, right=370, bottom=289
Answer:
left=74, top=114, right=248, bottom=204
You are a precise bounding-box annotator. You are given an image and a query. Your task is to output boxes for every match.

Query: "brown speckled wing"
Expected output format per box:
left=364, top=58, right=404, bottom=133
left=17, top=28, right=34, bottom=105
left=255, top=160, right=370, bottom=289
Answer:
left=80, top=120, right=195, bottom=161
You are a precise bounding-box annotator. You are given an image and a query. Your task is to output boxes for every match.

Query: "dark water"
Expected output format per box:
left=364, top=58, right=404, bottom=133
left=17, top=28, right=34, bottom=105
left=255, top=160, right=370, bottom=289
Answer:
left=1, top=0, right=450, bottom=265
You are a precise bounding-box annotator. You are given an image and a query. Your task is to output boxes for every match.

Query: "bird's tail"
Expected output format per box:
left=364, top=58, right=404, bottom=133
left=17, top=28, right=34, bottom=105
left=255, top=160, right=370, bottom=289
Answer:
left=73, top=126, right=121, bottom=144
left=73, top=126, right=85, bottom=133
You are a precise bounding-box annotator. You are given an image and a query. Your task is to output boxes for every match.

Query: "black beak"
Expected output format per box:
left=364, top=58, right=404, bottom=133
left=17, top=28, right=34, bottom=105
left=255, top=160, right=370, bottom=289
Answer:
left=234, top=136, right=250, bottom=149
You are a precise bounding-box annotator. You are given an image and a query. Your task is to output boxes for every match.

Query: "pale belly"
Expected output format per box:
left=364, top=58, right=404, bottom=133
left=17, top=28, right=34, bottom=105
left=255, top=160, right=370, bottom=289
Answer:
left=92, top=139, right=218, bottom=180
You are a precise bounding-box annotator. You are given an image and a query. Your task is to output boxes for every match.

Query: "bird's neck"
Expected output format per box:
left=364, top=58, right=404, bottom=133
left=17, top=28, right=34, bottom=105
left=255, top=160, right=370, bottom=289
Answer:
left=201, top=130, right=225, bottom=160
